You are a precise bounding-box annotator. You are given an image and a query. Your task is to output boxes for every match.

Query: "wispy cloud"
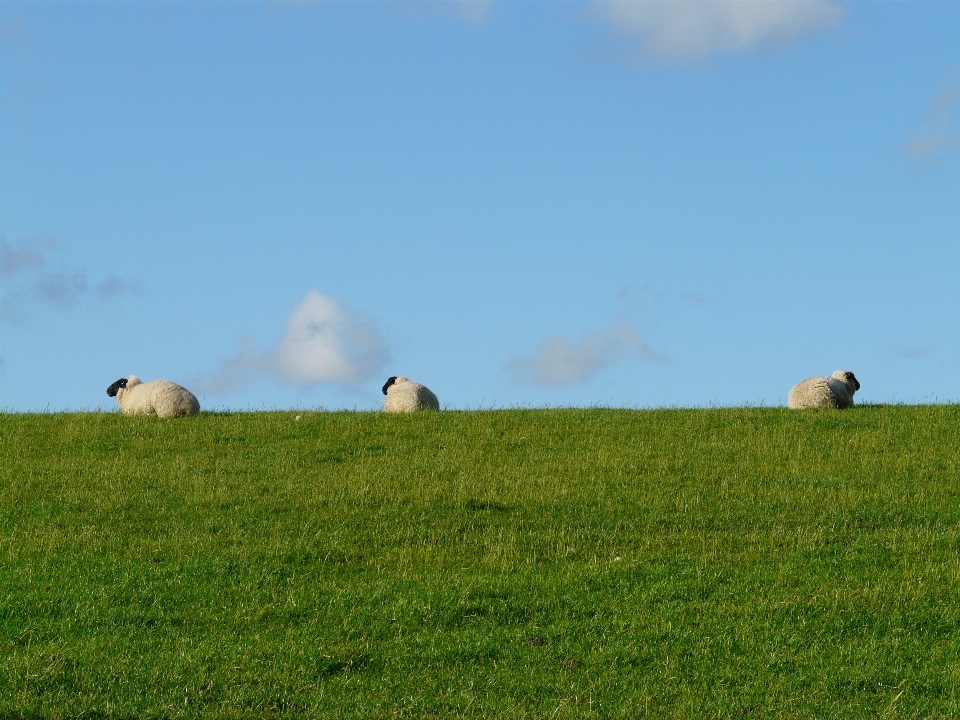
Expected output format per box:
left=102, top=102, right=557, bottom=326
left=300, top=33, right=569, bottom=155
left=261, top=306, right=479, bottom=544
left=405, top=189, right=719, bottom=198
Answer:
left=591, top=0, right=846, bottom=63
left=683, top=289, right=725, bottom=306
left=400, top=0, right=493, bottom=25
left=1, top=237, right=138, bottom=323
left=193, top=337, right=272, bottom=396
left=0, top=237, right=56, bottom=277
left=195, top=290, right=389, bottom=395
left=94, top=275, right=136, bottom=299
left=897, top=346, right=931, bottom=360
left=32, top=271, right=89, bottom=309
left=453, top=0, right=493, bottom=25
left=903, top=66, right=960, bottom=164
left=506, top=321, right=658, bottom=386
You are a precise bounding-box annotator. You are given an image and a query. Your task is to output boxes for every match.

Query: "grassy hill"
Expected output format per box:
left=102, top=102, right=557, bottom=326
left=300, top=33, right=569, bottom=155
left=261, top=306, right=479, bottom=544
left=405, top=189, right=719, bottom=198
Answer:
left=3, top=406, right=960, bottom=718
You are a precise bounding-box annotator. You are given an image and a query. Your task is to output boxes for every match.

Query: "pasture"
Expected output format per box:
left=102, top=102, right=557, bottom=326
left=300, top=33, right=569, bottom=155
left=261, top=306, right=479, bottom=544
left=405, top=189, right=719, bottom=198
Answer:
left=3, top=406, right=960, bottom=718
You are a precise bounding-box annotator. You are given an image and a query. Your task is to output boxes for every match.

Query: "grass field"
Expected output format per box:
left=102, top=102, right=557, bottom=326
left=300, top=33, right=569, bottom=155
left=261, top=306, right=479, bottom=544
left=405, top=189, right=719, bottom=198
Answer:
left=3, top=406, right=960, bottom=718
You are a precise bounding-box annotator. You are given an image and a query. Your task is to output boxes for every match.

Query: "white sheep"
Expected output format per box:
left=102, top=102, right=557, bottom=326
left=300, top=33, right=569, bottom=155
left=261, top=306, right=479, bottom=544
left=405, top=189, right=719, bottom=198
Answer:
left=381, top=376, right=439, bottom=413
left=788, top=370, right=860, bottom=409
left=106, top=375, right=200, bottom=418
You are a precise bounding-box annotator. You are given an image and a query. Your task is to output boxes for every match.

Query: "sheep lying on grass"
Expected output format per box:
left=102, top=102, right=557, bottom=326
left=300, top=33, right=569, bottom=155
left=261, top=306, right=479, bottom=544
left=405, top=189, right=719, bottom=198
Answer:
left=788, top=370, right=860, bottom=409
left=106, top=375, right=200, bottom=418
left=382, top=376, right=439, bottom=413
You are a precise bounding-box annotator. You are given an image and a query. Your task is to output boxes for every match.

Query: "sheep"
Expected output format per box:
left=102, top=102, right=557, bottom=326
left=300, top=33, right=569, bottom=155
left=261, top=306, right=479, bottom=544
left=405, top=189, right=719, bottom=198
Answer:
left=106, top=375, right=200, bottom=418
left=382, top=376, right=439, bottom=412
left=787, top=370, right=860, bottom=409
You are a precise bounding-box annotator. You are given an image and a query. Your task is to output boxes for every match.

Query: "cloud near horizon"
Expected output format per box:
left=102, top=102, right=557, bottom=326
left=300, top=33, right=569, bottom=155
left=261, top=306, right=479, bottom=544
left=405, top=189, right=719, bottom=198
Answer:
left=195, top=290, right=389, bottom=395
left=903, top=66, right=960, bottom=164
left=506, top=321, right=658, bottom=386
left=592, top=0, right=846, bottom=62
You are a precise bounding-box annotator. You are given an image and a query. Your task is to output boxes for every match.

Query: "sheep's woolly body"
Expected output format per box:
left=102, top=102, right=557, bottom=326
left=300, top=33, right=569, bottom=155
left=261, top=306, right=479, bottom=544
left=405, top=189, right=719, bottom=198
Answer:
left=112, top=375, right=200, bottom=418
left=788, top=370, right=860, bottom=409
left=383, top=376, right=439, bottom=413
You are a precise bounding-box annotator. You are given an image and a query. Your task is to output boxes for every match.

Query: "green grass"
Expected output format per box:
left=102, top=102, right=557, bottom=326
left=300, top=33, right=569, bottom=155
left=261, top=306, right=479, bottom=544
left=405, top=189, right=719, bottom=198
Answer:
left=3, top=406, right=960, bottom=718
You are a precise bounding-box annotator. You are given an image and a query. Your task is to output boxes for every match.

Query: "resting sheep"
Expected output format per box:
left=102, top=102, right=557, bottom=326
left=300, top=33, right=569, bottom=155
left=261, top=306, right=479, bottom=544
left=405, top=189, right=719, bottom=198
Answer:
left=382, top=376, right=439, bottom=413
left=788, top=370, right=860, bottom=409
left=106, top=375, right=200, bottom=417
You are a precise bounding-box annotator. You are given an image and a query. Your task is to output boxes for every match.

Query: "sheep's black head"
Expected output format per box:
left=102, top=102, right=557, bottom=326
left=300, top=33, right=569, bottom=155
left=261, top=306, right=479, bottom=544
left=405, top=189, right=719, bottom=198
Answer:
left=106, top=378, right=128, bottom=397
left=382, top=376, right=398, bottom=395
left=844, top=372, right=860, bottom=391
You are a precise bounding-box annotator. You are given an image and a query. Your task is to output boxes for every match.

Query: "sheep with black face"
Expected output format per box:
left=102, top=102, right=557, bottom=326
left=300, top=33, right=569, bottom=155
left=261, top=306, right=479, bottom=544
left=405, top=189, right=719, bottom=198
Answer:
left=106, top=375, right=200, bottom=417
left=382, top=376, right=439, bottom=413
left=788, top=370, right=860, bottom=409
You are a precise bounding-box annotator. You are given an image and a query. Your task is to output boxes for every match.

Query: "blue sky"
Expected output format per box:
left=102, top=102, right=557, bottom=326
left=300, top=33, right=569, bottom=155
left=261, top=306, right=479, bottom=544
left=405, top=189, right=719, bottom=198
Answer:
left=2, top=0, right=958, bottom=411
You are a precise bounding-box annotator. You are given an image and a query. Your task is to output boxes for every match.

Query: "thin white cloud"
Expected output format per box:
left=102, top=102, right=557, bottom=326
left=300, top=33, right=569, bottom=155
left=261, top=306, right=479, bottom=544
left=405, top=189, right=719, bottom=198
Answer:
left=894, top=345, right=932, bottom=360
left=506, top=321, right=658, bottom=386
left=0, top=237, right=56, bottom=277
left=195, top=290, right=389, bottom=395
left=592, top=0, right=846, bottom=62
left=32, top=271, right=89, bottom=309
left=1, top=237, right=138, bottom=323
left=454, top=0, right=493, bottom=25
left=400, top=0, right=493, bottom=26
left=683, top=289, right=725, bottom=306
left=903, top=66, right=960, bottom=164
left=95, top=275, right=136, bottom=299
left=193, top=337, right=272, bottom=396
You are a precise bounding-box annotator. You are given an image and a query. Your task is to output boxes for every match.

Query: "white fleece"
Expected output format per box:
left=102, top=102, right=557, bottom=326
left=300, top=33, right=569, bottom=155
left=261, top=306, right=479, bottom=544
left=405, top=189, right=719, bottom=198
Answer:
left=788, top=370, right=860, bottom=409
left=115, top=375, right=200, bottom=418
left=384, top=376, right=440, bottom=413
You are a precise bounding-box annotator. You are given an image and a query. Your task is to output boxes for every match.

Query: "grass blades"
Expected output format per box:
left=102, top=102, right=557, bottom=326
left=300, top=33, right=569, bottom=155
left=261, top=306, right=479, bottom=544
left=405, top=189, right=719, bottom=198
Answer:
left=3, top=406, right=960, bottom=718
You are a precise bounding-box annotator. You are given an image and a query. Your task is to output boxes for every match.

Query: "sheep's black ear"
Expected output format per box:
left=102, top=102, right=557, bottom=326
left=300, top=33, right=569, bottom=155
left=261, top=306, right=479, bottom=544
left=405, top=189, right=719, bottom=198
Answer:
left=382, top=376, right=398, bottom=395
left=106, top=378, right=128, bottom=397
